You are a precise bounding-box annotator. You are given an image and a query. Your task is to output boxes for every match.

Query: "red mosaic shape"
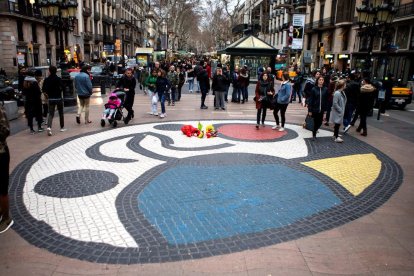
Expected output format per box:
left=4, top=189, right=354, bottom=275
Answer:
left=218, top=124, right=287, bottom=141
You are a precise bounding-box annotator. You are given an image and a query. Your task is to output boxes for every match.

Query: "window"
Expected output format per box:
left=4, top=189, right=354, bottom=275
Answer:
left=32, top=23, right=37, bottom=43
left=45, top=26, right=50, bottom=44
left=17, top=20, right=24, bottom=41
left=396, top=25, right=410, bottom=50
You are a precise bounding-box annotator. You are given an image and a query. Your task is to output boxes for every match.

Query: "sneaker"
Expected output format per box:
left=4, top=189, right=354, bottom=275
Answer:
left=215, top=107, right=219, bottom=110
left=60, top=128, right=67, bottom=132
left=76, top=116, right=80, bottom=124
left=272, top=125, right=280, bottom=130
left=47, top=127, right=52, bottom=136
left=279, top=127, right=285, bottom=131
left=200, top=106, right=208, bottom=109
left=0, top=217, right=14, bottom=234
left=30, top=129, right=36, bottom=134
left=101, top=119, right=105, bottom=127
left=343, top=125, right=351, bottom=134
left=334, top=137, right=344, bottom=143
left=159, top=113, right=165, bottom=118
left=255, top=124, right=259, bottom=129
left=172, top=102, right=175, bottom=106
left=153, top=112, right=158, bottom=116
left=221, top=107, right=226, bottom=110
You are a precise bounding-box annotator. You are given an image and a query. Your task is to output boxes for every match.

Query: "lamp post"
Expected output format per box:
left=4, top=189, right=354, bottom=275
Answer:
left=356, top=0, right=396, bottom=79
left=39, top=0, right=78, bottom=65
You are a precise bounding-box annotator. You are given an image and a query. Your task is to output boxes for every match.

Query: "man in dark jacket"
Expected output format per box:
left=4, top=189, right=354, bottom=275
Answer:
left=116, top=68, right=136, bottom=123
left=212, top=67, right=229, bottom=110
left=42, top=66, right=65, bottom=136
left=198, top=64, right=210, bottom=109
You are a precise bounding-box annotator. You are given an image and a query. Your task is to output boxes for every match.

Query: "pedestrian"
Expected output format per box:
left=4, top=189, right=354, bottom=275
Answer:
left=166, top=65, right=178, bottom=106
left=291, top=69, right=303, bottom=103
left=0, top=100, right=13, bottom=234
left=139, top=66, right=149, bottom=95
left=342, top=73, right=360, bottom=133
left=74, top=65, right=93, bottom=124
left=116, top=68, right=136, bottom=123
left=212, top=67, right=228, bottom=110
left=324, top=75, right=338, bottom=126
left=145, top=69, right=158, bottom=116
left=22, top=70, right=43, bottom=134
left=356, top=78, right=376, bottom=136
left=231, top=66, right=240, bottom=103
left=155, top=69, right=171, bottom=118
left=330, top=79, right=347, bottom=143
left=42, top=66, right=66, bottom=136
left=238, top=67, right=249, bottom=104
left=34, top=70, right=48, bottom=122
left=198, top=64, right=210, bottom=109
left=304, top=70, right=321, bottom=106
left=186, top=62, right=195, bottom=93
left=254, top=72, right=274, bottom=129
left=307, top=76, right=328, bottom=141
left=177, top=67, right=185, bottom=102
left=272, top=72, right=292, bottom=131
left=222, top=64, right=231, bottom=102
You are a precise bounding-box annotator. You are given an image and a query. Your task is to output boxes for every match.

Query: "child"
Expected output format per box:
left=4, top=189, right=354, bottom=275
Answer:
left=102, top=93, right=121, bottom=120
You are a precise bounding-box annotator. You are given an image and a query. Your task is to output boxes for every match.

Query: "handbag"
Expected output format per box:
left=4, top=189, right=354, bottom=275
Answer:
left=303, top=114, right=314, bottom=131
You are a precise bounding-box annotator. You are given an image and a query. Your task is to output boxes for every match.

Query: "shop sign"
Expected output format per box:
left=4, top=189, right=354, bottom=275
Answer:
left=324, top=54, right=334, bottom=59
left=17, top=53, right=25, bottom=65
left=17, top=47, right=27, bottom=53
left=291, top=14, right=305, bottom=50
left=339, top=54, right=349, bottom=59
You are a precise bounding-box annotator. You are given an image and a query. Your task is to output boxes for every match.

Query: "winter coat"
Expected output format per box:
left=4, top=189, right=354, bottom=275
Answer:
left=42, top=74, right=64, bottom=102
left=167, top=71, right=178, bottom=86
left=139, top=69, right=149, bottom=85
left=212, top=74, right=228, bottom=92
left=155, top=77, right=171, bottom=96
left=238, top=72, right=249, bottom=88
left=255, top=79, right=274, bottom=109
left=330, top=90, right=347, bottom=124
left=308, top=85, right=328, bottom=114
left=344, top=80, right=360, bottom=106
left=22, top=76, right=42, bottom=116
left=116, top=75, right=136, bottom=94
left=277, top=81, right=292, bottom=104
left=74, top=72, right=93, bottom=98
left=145, top=75, right=158, bottom=91
left=104, top=93, right=121, bottom=109
left=358, top=84, right=376, bottom=115
left=0, top=104, right=10, bottom=153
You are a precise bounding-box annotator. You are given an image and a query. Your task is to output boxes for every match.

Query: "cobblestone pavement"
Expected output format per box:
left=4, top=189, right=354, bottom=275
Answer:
left=2, top=84, right=414, bottom=275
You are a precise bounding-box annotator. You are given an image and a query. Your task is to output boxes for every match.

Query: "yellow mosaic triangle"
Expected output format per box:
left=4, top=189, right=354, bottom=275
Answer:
left=302, top=153, right=382, bottom=196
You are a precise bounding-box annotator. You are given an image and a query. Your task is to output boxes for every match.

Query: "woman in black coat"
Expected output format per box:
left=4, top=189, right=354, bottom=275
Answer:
left=307, top=76, right=328, bottom=140
left=116, top=68, right=137, bottom=123
left=22, top=71, right=43, bottom=133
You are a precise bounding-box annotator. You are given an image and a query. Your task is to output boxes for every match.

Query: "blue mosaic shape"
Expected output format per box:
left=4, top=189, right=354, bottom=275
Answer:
left=138, top=164, right=341, bottom=244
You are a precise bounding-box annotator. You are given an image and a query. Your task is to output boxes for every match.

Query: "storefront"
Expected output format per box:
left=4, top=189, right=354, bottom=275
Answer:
left=337, top=54, right=350, bottom=73
left=323, top=54, right=334, bottom=69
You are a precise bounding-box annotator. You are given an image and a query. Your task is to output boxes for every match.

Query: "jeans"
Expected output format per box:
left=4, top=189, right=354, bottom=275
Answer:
left=273, top=103, right=288, bottom=127
left=103, top=108, right=116, bottom=119
left=188, top=78, right=194, bottom=91
left=343, top=103, right=356, bottom=128
left=241, top=86, right=248, bottom=101
left=169, top=86, right=176, bottom=103
left=148, top=90, right=158, bottom=114
left=200, top=84, right=208, bottom=107
left=159, top=93, right=166, bottom=114
left=48, top=100, right=64, bottom=129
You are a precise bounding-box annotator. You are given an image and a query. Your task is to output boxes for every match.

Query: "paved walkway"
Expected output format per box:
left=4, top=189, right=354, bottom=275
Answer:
left=1, top=84, right=414, bottom=275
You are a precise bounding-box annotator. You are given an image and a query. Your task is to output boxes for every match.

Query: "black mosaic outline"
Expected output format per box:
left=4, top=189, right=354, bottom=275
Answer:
left=9, top=120, right=404, bottom=264
left=34, top=170, right=119, bottom=198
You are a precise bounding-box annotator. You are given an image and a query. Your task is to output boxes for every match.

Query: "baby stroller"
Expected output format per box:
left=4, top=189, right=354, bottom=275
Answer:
left=100, top=89, right=127, bottom=128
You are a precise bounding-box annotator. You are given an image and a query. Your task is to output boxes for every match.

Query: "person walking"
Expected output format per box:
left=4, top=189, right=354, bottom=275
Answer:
left=177, top=67, right=185, bottom=102
left=342, top=73, right=360, bottom=133
left=116, top=68, right=137, bottom=123
left=166, top=65, right=178, bottom=106
left=155, top=69, right=171, bottom=118
left=254, top=72, right=274, bottom=129
left=22, top=70, right=43, bottom=133
left=238, top=67, right=249, bottom=104
left=324, top=75, right=338, bottom=126
left=212, top=67, right=228, bottom=110
left=231, top=66, right=240, bottom=103
left=304, top=70, right=321, bottom=106
left=34, top=70, right=48, bottom=122
left=307, top=76, right=328, bottom=141
left=330, top=79, right=347, bottom=143
left=75, top=65, right=93, bottom=124
left=0, top=101, right=13, bottom=234
left=198, top=64, right=210, bottom=109
left=139, top=66, right=149, bottom=95
left=356, top=78, right=376, bottom=136
left=222, top=64, right=231, bottom=102
left=272, top=72, right=292, bottom=131
left=291, top=69, right=303, bottom=103
left=145, top=69, right=159, bottom=116
left=42, top=66, right=66, bottom=136
left=186, top=62, right=195, bottom=93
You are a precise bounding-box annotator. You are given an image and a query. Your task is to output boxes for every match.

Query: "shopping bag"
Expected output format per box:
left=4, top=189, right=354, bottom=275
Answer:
left=303, top=114, right=314, bottom=131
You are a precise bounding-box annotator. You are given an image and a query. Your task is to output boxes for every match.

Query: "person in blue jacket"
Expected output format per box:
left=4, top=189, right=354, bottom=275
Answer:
left=272, top=72, right=292, bottom=131
left=75, top=66, right=93, bottom=124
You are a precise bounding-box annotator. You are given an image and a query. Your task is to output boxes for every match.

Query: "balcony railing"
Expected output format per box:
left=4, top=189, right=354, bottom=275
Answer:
left=396, top=2, right=414, bottom=18
left=103, top=34, right=114, bottom=42
left=102, top=15, right=113, bottom=24
left=94, top=34, right=103, bottom=42
left=94, top=11, right=101, bottom=21
left=7, top=2, right=42, bottom=18
left=84, top=31, right=93, bottom=41
left=314, top=17, right=335, bottom=30
left=82, top=7, right=92, bottom=17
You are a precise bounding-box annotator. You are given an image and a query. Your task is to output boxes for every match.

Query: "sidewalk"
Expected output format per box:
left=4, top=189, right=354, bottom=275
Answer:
left=1, top=83, right=414, bottom=275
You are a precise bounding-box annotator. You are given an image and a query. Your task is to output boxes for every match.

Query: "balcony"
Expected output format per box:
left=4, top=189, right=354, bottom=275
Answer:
left=94, top=11, right=101, bottom=21
left=293, top=0, right=307, bottom=9
left=83, top=7, right=92, bottom=17
left=103, top=34, right=114, bottom=42
left=95, top=34, right=103, bottom=42
left=304, top=22, right=314, bottom=33
left=84, top=31, right=93, bottom=41
left=102, top=15, right=112, bottom=24
left=396, top=2, right=414, bottom=19
left=314, top=17, right=335, bottom=30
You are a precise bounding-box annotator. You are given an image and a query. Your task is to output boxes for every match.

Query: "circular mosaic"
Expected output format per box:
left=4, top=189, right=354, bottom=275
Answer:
left=10, top=120, right=403, bottom=264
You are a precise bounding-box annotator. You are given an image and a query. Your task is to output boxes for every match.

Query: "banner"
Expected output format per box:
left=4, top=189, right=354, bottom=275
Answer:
left=292, top=14, right=305, bottom=50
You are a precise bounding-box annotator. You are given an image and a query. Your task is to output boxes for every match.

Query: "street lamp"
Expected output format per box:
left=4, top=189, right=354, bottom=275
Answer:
left=356, top=0, right=396, bottom=78
left=39, top=0, right=78, bottom=64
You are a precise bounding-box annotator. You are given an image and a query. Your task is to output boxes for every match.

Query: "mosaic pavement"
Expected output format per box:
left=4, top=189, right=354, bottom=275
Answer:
left=10, top=120, right=403, bottom=264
